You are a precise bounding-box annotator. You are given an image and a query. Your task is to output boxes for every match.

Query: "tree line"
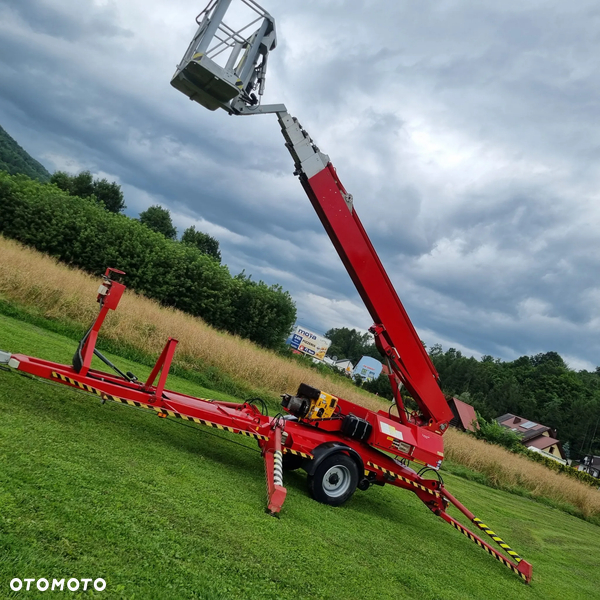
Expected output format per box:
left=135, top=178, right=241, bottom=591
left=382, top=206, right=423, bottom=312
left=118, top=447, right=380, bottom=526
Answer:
left=429, top=346, right=600, bottom=460
left=0, top=171, right=296, bottom=349
left=322, top=328, right=600, bottom=459
left=51, top=171, right=223, bottom=263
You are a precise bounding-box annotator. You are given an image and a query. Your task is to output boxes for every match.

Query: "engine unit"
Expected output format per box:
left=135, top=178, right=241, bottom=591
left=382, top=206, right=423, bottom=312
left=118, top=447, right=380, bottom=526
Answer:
left=281, top=383, right=338, bottom=420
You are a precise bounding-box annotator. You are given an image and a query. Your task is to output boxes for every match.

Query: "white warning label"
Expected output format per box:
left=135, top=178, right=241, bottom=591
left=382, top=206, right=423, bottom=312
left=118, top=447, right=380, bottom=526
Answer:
left=380, top=421, right=404, bottom=440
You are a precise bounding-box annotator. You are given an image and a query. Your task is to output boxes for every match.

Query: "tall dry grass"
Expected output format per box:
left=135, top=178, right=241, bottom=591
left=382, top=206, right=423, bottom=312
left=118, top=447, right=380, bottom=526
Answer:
left=0, top=236, right=382, bottom=409
left=1, top=236, right=598, bottom=519
left=445, top=428, right=600, bottom=519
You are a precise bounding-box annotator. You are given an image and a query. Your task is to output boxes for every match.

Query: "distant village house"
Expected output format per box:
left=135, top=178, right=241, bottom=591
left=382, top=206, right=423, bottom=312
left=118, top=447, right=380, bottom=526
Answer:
left=497, top=413, right=567, bottom=463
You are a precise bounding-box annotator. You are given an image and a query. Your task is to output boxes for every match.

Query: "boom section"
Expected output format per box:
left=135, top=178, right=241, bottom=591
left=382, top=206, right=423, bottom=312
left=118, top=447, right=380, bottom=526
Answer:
left=277, top=111, right=453, bottom=432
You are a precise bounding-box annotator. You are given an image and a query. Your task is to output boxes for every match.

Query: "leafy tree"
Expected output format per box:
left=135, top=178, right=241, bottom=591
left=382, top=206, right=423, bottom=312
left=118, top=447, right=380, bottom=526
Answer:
left=139, top=205, right=177, bottom=239
left=226, top=272, right=296, bottom=348
left=472, top=414, right=524, bottom=452
left=362, top=373, right=394, bottom=400
left=531, top=351, right=566, bottom=369
left=181, top=225, right=221, bottom=262
left=429, top=343, right=443, bottom=357
left=93, top=178, right=125, bottom=213
left=325, top=327, right=379, bottom=364
left=49, top=171, right=73, bottom=193
left=49, top=170, right=125, bottom=213
left=71, top=171, right=94, bottom=199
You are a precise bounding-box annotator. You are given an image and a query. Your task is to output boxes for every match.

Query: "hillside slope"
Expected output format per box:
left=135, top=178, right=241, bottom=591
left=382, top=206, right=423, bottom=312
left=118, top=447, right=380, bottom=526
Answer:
left=0, top=124, right=50, bottom=181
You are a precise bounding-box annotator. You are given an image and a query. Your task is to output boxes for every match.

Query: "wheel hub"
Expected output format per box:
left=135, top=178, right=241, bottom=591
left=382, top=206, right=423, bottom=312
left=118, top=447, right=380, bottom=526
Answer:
left=322, top=465, right=351, bottom=498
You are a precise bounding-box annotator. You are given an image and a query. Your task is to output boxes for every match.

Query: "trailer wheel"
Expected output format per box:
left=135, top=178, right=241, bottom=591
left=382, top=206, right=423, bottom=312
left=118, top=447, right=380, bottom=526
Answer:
left=308, top=453, right=358, bottom=506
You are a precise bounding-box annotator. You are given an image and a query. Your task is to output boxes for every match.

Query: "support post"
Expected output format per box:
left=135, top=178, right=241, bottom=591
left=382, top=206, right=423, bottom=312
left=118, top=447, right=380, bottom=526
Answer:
left=78, top=306, right=109, bottom=377
left=143, top=338, right=179, bottom=400
left=75, top=269, right=126, bottom=377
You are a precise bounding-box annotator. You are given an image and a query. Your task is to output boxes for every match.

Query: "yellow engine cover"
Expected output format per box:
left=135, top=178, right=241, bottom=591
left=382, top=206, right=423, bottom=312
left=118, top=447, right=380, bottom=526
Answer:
left=306, top=391, right=338, bottom=420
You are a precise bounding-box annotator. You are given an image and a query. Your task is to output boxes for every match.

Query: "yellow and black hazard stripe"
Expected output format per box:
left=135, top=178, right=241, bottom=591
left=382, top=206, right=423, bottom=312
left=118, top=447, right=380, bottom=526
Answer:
left=50, top=371, right=268, bottom=441
left=449, top=519, right=527, bottom=580
left=472, top=517, right=522, bottom=563
left=367, top=460, right=397, bottom=478
left=366, top=461, right=441, bottom=498
left=53, top=372, right=104, bottom=397
left=282, top=448, right=313, bottom=460
left=52, top=371, right=155, bottom=410
left=155, top=407, right=268, bottom=441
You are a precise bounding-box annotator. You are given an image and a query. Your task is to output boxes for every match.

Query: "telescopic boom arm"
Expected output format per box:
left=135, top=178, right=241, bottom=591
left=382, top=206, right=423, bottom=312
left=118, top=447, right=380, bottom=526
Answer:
left=170, top=0, right=453, bottom=432
left=276, top=111, right=454, bottom=432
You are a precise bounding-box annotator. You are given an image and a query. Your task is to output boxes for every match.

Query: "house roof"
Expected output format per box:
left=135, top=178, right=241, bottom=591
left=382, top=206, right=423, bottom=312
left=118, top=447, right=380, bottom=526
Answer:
left=497, top=413, right=515, bottom=423
left=497, top=412, right=564, bottom=457
left=527, top=436, right=567, bottom=460
left=521, top=427, right=551, bottom=442
left=448, top=398, right=478, bottom=432
left=497, top=414, right=552, bottom=438
left=527, top=436, right=560, bottom=451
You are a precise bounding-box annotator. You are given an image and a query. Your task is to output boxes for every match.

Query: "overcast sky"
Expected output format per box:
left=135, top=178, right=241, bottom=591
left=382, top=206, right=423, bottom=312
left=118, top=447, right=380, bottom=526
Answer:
left=1, top=0, right=599, bottom=370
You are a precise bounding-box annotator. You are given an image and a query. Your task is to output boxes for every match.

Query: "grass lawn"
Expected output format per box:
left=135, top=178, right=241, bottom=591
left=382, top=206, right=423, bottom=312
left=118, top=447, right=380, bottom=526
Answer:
left=1, top=313, right=600, bottom=599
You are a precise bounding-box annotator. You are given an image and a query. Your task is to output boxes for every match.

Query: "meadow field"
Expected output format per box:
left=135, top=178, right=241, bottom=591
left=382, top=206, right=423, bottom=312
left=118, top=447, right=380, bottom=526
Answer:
left=2, top=315, right=600, bottom=599
left=0, top=315, right=600, bottom=600
left=1, top=235, right=599, bottom=525
left=0, top=236, right=375, bottom=408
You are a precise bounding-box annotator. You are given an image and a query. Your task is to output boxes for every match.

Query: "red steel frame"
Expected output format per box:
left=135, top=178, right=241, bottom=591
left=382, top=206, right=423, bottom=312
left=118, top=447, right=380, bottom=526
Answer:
left=3, top=271, right=532, bottom=583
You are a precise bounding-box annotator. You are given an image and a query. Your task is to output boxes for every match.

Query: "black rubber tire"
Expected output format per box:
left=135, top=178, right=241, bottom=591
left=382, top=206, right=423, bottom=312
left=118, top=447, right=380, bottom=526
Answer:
left=307, top=453, right=358, bottom=506
left=282, top=453, right=305, bottom=471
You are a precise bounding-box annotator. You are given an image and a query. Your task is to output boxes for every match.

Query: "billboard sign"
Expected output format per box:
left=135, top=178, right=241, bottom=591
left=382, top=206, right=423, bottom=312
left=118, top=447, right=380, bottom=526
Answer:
left=289, top=326, right=331, bottom=360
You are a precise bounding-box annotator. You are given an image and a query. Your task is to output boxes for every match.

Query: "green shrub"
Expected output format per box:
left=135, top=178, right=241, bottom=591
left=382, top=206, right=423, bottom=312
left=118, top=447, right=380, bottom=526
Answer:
left=472, top=414, right=524, bottom=452
left=0, top=172, right=296, bottom=348
left=522, top=448, right=599, bottom=486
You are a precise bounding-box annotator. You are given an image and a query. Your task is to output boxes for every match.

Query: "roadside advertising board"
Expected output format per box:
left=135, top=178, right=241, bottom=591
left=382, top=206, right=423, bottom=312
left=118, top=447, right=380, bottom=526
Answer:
left=289, top=326, right=331, bottom=360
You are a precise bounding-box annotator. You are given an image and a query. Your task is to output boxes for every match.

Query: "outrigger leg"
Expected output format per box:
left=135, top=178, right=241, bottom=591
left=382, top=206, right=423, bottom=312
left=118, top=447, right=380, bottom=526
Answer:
left=436, top=488, right=533, bottom=583
left=365, top=456, right=533, bottom=583
left=261, top=419, right=287, bottom=516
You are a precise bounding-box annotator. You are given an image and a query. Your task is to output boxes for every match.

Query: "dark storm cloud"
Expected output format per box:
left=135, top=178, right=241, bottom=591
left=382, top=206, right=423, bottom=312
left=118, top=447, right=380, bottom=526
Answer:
left=0, top=16, right=302, bottom=234
left=1, top=0, right=599, bottom=369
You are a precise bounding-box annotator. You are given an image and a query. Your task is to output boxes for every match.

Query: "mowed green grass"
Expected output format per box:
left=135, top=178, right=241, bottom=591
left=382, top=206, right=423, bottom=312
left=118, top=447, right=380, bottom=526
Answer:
left=1, top=314, right=600, bottom=600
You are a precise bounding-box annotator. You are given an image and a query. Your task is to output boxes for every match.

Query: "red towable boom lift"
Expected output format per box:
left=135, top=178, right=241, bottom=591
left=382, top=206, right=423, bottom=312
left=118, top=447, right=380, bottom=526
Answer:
left=1, top=0, right=532, bottom=583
